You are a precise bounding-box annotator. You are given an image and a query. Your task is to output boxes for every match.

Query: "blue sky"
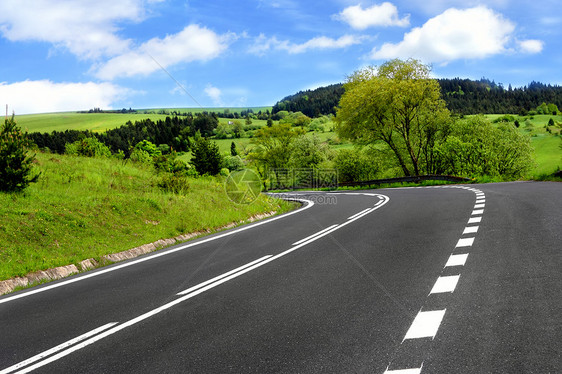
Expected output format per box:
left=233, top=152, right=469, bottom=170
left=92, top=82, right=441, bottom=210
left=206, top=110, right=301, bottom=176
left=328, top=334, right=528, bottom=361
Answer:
left=0, top=0, right=559, bottom=114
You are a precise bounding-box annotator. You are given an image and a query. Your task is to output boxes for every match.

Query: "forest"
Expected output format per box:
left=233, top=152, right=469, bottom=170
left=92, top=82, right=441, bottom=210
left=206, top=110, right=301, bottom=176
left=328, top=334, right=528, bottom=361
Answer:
left=272, top=79, right=562, bottom=117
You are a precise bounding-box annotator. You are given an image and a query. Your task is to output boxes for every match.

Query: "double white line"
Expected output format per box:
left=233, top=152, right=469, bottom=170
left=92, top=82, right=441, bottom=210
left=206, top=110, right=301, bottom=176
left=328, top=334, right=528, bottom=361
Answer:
left=3, top=194, right=390, bottom=373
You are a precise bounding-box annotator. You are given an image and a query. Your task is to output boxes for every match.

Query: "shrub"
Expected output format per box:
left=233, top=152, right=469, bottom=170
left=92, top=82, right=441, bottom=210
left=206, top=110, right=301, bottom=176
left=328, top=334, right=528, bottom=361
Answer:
left=334, top=148, right=379, bottom=183
left=65, top=137, right=111, bottom=157
left=222, top=155, right=245, bottom=172
left=0, top=117, right=40, bottom=192
left=157, top=173, right=190, bottom=194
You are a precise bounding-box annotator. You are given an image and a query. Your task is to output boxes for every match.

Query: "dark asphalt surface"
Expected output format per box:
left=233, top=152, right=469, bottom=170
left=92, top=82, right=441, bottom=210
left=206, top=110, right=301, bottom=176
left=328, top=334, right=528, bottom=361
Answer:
left=0, top=181, right=560, bottom=373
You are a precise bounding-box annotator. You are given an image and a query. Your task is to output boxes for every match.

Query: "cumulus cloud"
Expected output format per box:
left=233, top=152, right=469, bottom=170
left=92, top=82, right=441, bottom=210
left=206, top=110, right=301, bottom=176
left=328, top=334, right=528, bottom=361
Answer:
left=249, top=34, right=362, bottom=55
left=0, top=80, right=129, bottom=114
left=369, top=6, right=530, bottom=63
left=0, top=0, right=145, bottom=59
left=94, top=25, right=234, bottom=80
left=334, top=2, right=410, bottom=29
left=204, top=84, right=223, bottom=106
left=518, top=39, right=544, bottom=54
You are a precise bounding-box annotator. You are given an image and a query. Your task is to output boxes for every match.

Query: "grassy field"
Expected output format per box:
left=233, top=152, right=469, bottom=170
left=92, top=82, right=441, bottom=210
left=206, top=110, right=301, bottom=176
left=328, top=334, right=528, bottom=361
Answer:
left=19, top=109, right=560, bottom=177
left=0, top=152, right=294, bottom=281
left=16, top=107, right=273, bottom=134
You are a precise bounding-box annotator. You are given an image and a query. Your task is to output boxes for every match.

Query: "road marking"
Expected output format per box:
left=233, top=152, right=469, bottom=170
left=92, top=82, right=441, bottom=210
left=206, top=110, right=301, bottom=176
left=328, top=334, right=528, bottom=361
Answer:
left=384, top=365, right=423, bottom=374
left=468, top=216, right=482, bottom=224
left=462, top=226, right=479, bottom=235
left=456, top=237, right=475, bottom=248
left=471, top=209, right=484, bottom=215
left=292, top=225, right=339, bottom=246
left=0, top=323, right=118, bottom=374
left=429, top=275, right=460, bottom=294
left=0, top=198, right=318, bottom=305
left=2, top=193, right=391, bottom=373
left=347, top=208, right=372, bottom=220
left=403, top=309, right=446, bottom=340
left=474, top=203, right=485, bottom=209
left=177, top=256, right=272, bottom=295
left=445, top=253, right=469, bottom=267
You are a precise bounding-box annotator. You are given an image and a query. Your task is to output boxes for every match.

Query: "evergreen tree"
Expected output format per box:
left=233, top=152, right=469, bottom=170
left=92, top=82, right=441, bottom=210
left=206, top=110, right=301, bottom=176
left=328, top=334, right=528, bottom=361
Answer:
left=0, top=117, right=40, bottom=192
left=190, top=137, right=222, bottom=175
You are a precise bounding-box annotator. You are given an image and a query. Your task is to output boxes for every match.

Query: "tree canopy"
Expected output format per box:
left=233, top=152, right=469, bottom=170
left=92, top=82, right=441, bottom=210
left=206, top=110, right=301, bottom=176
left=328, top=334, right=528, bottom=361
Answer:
left=335, top=59, right=450, bottom=176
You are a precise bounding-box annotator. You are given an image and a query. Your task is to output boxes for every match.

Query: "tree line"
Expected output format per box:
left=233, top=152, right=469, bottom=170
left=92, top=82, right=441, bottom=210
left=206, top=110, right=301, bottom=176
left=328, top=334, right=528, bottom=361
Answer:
left=272, top=79, right=562, bottom=116
left=29, top=114, right=219, bottom=157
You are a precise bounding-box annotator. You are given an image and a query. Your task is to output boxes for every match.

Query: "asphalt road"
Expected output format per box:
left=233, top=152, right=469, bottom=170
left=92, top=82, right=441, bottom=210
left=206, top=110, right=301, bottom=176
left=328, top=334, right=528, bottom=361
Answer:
left=0, top=181, right=560, bottom=373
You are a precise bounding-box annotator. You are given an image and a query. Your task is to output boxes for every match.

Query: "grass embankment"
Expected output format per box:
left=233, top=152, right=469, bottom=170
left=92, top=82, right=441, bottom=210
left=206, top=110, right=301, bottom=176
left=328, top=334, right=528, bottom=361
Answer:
left=0, top=152, right=294, bottom=281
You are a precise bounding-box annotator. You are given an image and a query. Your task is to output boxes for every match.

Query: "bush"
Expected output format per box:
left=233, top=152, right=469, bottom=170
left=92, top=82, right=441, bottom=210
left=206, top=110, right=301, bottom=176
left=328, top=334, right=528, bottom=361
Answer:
left=334, top=148, right=379, bottom=183
left=65, top=137, right=111, bottom=157
left=0, top=117, right=40, bottom=192
left=222, top=155, right=245, bottom=172
left=157, top=173, right=190, bottom=194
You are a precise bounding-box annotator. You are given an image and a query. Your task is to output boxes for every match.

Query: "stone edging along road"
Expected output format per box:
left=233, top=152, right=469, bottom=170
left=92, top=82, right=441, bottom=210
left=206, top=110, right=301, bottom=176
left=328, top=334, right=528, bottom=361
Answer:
left=0, top=211, right=278, bottom=296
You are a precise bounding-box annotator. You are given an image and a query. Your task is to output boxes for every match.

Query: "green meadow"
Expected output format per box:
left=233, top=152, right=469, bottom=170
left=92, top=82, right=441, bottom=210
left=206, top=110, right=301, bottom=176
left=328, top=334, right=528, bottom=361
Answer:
left=0, top=152, right=294, bottom=281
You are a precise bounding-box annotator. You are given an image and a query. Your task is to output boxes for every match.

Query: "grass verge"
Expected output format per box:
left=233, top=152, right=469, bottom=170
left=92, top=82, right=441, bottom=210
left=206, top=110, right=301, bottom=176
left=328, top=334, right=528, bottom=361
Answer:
left=0, top=152, right=295, bottom=281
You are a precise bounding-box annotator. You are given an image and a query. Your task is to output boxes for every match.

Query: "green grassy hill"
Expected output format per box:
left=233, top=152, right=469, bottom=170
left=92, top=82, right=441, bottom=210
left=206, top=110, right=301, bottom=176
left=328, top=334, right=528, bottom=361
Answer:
left=0, top=152, right=293, bottom=281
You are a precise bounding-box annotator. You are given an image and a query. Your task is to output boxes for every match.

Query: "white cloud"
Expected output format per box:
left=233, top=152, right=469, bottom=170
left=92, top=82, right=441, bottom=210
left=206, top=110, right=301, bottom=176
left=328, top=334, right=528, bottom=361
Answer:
left=0, top=80, right=129, bottom=114
left=95, top=25, right=233, bottom=80
left=518, top=39, right=544, bottom=54
left=250, top=34, right=362, bottom=55
left=370, top=6, right=521, bottom=63
left=334, top=3, right=410, bottom=29
left=0, top=0, right=146, bottom=59
left=204, top=84, right=223, bottom=106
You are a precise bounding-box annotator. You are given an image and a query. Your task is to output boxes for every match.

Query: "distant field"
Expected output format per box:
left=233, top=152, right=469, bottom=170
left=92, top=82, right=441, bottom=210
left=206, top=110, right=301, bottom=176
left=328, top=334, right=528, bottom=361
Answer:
left=16, top=112, right=171, bottom=133
left=16, top=107, right=273, bottom=134
left=13, top=109, right=561, bottom=177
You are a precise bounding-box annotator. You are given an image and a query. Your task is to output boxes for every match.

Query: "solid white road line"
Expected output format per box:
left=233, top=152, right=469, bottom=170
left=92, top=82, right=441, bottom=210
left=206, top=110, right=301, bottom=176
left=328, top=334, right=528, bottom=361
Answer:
left=403, top=310, right=446, bottom=340
left=292, top=225, right=339, bottom=246
left=462, top=226, right=479, bottom=235
left=347, top=208, right=372, bottom=220
left=445, top=253, right=469, bottom=267
left=429, top=275, right=460, bottom=295
left=3, top=194, right=391, bottom=373
left=0, top=323, right=118, bottom=374
left=456, top=237, right=475, bottom=248
left=0, top=199, right=317, bottom=305
left=177, top=256, right=272, bottom=295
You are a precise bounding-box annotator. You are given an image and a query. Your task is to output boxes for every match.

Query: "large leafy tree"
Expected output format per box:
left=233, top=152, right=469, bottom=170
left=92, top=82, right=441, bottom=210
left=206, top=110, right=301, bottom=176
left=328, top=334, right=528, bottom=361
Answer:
left=335, top=59, right=450, bottom=176
left=248, top=123, right=304, bottom=183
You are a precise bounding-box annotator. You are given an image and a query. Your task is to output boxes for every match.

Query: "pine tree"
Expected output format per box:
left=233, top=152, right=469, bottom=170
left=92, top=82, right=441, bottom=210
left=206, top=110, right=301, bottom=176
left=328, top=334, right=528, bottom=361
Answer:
left=190, top=137, right=222, bottom=175
left=0, top=117, right=40, bottom=191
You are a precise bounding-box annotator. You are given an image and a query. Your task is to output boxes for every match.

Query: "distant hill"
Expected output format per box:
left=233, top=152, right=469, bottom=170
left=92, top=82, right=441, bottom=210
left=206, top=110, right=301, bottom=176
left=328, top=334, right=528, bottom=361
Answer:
left=272, top=84, right=344, bottom=117
left=273, top=79, right=562, bottom=116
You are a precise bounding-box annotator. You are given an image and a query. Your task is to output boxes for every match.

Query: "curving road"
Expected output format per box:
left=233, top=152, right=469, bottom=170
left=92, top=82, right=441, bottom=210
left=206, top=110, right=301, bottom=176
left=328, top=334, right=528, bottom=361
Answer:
left=0, top=181, right=560, bottom=373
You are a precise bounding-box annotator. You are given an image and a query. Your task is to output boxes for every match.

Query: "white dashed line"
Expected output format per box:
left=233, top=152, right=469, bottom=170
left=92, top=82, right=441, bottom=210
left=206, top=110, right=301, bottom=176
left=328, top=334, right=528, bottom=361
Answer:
left=456, top=237, right=475, bottom=248
left=429, top=275, right=460, bottom=294
left=403, top=310, right=446, bottom=340
left=468, top=216, right=482, bottom=224
left=445, top=253, right=469, bottom=267
left=384, top=366, right=423, bottom=374
left=462, top=226, right=479, bottom=235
